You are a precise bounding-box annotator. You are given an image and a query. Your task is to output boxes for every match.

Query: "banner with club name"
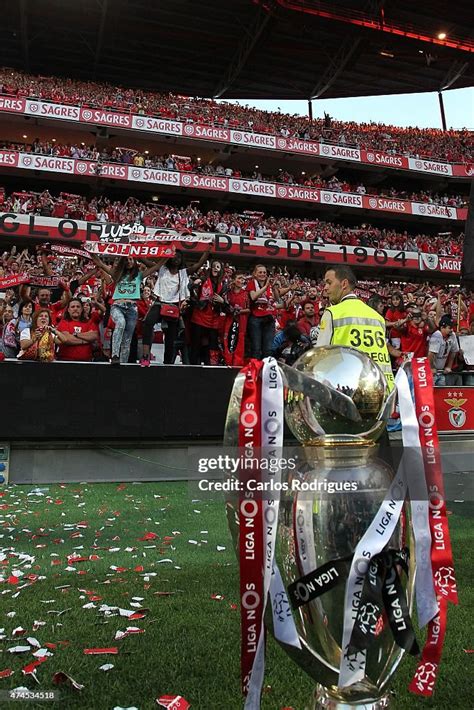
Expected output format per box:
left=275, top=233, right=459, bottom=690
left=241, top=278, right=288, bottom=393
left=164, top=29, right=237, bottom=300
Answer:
left=84, top=241, right=176, bottom=258
left=0, top=213, right=464, bottom=275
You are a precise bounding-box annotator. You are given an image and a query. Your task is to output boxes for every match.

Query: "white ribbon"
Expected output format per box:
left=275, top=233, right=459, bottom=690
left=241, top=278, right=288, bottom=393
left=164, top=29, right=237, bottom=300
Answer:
left=338, top=463, right=407, bottom=687
left=396, top=367, right=437, bottom=628
left=339, top=370, right=419, bottom=688
left=339, top=365, right=438, bottom=686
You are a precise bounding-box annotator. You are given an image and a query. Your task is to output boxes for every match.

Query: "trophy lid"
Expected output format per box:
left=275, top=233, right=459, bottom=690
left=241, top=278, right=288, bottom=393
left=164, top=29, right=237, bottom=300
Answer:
left=284, top=346, right=394, bottom=446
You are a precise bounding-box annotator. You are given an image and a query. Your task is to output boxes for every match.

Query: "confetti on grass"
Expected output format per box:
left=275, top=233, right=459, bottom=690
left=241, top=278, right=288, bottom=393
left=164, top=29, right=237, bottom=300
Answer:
left=0, top=482, right=235, bottom=708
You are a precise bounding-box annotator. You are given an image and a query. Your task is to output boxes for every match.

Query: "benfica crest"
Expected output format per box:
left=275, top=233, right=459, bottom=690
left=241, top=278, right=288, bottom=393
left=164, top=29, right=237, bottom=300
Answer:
left=444, top=394, right=467, bottom=428
left=420, top=253, right=439, bottom=271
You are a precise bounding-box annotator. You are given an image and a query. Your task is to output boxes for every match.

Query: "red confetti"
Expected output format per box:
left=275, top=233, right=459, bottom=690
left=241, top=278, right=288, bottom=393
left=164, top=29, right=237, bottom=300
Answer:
left=12, top=628, right=26, bottom=636
left=0, top=669, right=13, bottom=678
left=54, top=500, right=64, bottom=505
left=129, top=612, right=146, bottom=620
left=229, top=603, right=237, bottom=611
left=83, top=648, right=119, bottom=655
left=134, top=565, right=144, bottom=572
left=138, top=532, right=159, bottom=541
left=157, top=695, right=190, bottom=710
left=23, top=658, right=48, bottom=675
left=44, top=643, right=57, bottom=649
left=7, top=576, right=20, bottom=585
left=117, top=483, right=126, bottom=491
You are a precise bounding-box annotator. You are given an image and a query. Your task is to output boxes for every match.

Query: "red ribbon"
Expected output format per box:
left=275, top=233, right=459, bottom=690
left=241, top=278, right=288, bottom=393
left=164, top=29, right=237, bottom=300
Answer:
left=411, top=359, right=457, bottom=605
left=238, top=359, right=264, bottom=696
left=409, top=358, right=457, bottom=696
left=409, top=597, right=448, bottom=696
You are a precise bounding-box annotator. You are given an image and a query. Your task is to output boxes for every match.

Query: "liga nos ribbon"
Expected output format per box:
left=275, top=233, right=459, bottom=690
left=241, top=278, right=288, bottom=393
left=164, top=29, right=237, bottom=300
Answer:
left=338, top=359, right=457, bottom=696
left=237, top=358, right=299, bottom=709
left=408, top=359, right=458, bottom=697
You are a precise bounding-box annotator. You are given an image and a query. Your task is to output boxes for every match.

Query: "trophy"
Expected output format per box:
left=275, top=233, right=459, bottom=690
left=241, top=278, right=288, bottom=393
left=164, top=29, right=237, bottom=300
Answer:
left=224, top=346, right=415, bottom=710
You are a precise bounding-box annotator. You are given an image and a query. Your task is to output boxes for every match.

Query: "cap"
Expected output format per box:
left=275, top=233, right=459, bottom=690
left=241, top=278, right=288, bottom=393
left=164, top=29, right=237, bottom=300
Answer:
left=439, top=315, right=453, bottom=328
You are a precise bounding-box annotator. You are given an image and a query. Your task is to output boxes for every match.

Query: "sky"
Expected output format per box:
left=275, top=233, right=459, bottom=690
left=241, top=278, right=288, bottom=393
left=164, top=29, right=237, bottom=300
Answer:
left=222, top=86, right=474, bottom=130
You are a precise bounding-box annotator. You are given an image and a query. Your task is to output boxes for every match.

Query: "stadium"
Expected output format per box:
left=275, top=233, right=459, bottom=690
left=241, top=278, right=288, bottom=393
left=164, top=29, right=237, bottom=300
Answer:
left=0, top=1, right=472, bottom=709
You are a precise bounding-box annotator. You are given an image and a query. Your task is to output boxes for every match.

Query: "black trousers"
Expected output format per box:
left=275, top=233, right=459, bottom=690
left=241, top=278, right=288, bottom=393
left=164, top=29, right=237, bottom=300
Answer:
left=189, top=323, right=219, bottom=365
left=142, top=303, right=179, bottom=364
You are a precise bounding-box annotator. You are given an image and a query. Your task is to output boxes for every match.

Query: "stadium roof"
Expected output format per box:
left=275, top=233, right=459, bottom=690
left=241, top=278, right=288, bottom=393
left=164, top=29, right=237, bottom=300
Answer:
left=1, top=0, right=474, bottom=100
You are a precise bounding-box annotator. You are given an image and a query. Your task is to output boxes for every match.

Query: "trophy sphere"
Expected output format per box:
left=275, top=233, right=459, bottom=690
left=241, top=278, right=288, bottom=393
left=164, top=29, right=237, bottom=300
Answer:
left=285, top=346, right=391, bottom=446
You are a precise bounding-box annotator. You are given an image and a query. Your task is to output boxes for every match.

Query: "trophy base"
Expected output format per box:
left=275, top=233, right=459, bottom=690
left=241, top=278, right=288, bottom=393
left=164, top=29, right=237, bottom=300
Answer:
left=307, top=685, right=392, bottom=710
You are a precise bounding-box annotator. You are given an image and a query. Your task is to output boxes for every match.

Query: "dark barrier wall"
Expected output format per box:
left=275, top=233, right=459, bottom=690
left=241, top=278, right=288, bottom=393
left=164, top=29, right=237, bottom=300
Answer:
left=2, top=362, right=239, bottom=440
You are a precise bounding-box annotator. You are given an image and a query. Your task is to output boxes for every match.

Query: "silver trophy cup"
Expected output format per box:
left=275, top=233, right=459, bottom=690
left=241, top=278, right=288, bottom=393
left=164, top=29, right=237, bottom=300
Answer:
left=224, top=347, right=415, bottom=709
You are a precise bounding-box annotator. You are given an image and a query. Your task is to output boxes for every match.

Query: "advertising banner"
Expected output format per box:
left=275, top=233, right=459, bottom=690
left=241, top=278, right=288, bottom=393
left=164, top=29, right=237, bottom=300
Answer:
left=0, top=95, right=468, bottom=178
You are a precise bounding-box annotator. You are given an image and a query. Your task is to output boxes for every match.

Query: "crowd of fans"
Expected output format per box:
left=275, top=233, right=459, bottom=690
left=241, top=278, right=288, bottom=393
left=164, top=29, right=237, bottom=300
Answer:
left=0, top=189, right=465, bottom=257
left=0, top=69, right=471, bottom=384
left=0, top=244, right=473, bottom=384
left=1, top=67, right=473, bottom=163
left=1, top=138, right=468, bottom=209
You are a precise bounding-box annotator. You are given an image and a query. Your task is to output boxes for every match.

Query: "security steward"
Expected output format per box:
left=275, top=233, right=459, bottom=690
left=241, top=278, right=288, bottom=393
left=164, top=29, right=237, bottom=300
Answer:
left=316, top=265, right=394, bottom=392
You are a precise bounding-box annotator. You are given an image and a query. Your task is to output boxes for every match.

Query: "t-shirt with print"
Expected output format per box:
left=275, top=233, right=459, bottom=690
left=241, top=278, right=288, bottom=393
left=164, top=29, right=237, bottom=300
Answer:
left=401, top=322, right=430, bottom=358
left=246, top=279, right=275, bottom=318
left=112, top=272, right=143, bottom=301
left=56, top=319, right=98, bottom=361
left=428, top=330, right=459, bottom=370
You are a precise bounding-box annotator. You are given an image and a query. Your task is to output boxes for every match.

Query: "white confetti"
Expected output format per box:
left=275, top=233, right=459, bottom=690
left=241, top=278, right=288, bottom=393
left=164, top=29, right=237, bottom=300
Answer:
left=99, top=663, right=114, bottom=672
left=26, top=637, right=41, bottom=647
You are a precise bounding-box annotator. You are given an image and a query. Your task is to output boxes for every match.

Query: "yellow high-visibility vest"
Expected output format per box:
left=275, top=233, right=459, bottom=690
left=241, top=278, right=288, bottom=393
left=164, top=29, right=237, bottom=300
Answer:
left=327, top=297, right=395, bottom=391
